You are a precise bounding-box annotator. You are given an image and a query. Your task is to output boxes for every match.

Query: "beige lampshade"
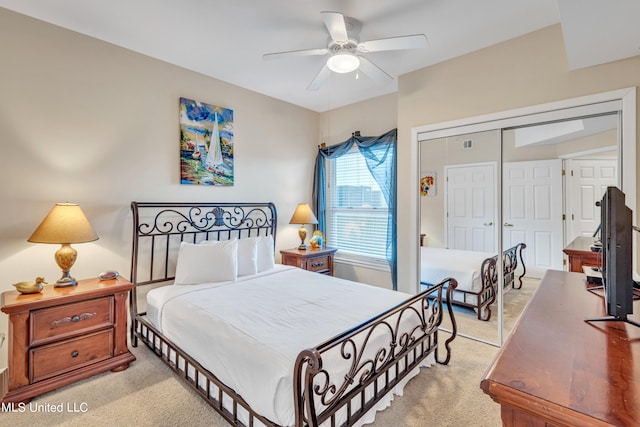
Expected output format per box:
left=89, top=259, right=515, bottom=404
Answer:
left=28, top=203, right=99, bottom=244
left=289, top=203, right=318, bottom=225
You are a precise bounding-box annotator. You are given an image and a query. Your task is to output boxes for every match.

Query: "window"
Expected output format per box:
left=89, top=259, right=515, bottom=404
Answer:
left=326, top=146, right=390, bottom=268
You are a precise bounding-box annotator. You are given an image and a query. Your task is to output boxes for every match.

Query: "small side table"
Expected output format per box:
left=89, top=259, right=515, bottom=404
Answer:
left=1, top=277, right=136, bottom=403
left=280, top=247, right=337, bottom=276
left=563, top=235, right=601, bottom=272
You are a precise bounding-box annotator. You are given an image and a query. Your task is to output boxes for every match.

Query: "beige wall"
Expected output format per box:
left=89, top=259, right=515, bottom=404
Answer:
left=396, top=24, right=640, bottom=294
left=0, top=10, right=319, bottom=367
left=318, top=93, right=397, bottom=146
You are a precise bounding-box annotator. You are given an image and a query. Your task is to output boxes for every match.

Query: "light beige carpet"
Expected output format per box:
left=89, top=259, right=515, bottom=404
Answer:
left=2, top=279, right=538, bottom=427
left=439, top=277, right=538, bottom=343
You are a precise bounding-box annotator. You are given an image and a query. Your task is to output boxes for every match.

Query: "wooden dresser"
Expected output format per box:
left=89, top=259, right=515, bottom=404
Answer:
left=280, top=247, right=337, bottom=276
left=481, top=270, right=639, bottom=426
left=1, top=277, right=136, bottom=403
left=563, top=235, right=601, bottom=272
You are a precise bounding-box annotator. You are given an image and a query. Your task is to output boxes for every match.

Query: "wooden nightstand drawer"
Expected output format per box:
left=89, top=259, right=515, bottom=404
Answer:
left=306, top=255, right=331, bottom=273
left=280, top=247, right=337, bottom=276
left=30, top=329, right=114, bottom=383
left=30, top=296, right=114, bottom=346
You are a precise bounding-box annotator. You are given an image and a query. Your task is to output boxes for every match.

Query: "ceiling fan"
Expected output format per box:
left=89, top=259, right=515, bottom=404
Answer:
left=263, top=11, right=427, bottom=90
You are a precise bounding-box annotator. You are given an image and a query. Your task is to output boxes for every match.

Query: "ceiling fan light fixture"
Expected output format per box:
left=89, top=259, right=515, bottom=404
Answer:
left=327, top=53, right=360, bottom=73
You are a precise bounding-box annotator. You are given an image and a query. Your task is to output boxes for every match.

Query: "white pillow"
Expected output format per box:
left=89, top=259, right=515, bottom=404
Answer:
left=256, top=235, right=275, bottom=272
left=236, top=237, right=258, bottom=276
left=174, top=240, right=238, bottom=285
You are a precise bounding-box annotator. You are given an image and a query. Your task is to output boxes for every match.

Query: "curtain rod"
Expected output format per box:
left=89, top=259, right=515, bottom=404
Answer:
left=317, top=130, right=360, bottom=149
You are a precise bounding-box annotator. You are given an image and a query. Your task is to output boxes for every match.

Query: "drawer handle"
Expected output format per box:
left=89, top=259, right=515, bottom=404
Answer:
left=71, top=351, right=79, bottom=358
left=51, top=312, right=97, bottom=328
left=312, top=261, right=325, bottom=267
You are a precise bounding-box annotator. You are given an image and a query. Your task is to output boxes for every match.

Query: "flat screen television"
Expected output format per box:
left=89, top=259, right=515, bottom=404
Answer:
left=589, top=186, right=639, bottom=327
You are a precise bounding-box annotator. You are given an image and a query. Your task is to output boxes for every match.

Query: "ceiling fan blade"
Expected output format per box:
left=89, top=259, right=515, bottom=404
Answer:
left=263, top=47, right=328, bottom=61
left=321, top=11, right=349, bottom=43
left=307, top=65, right=330, bottom=91
left=357, top=57, right=393, bottom=84
left=358, top=34, right=427, bottom=53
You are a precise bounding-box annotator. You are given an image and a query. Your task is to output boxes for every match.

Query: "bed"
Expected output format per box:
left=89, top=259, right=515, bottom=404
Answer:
left=129, top=202, right=458, bottom=427
left=419, top=244, right=526, bottom=321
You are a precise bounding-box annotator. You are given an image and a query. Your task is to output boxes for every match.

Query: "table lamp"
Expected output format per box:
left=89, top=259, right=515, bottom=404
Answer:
left=289, top=203, right=318, bottom=250
left=28, top=202, right=99, bottom=287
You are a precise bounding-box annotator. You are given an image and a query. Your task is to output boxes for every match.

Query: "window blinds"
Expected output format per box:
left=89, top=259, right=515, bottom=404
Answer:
left=326, top=146, right=388, bottom=260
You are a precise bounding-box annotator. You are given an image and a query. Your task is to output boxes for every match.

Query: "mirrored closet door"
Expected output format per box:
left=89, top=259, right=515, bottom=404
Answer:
left=419, top=130, right=501, bottom=344
left=416, top=89, right=634, bottom=346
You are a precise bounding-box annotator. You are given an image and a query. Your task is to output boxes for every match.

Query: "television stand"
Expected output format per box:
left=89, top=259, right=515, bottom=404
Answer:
left=585, top=315, right=640, bottom=328
left=584, top=285, right=640, bottom=327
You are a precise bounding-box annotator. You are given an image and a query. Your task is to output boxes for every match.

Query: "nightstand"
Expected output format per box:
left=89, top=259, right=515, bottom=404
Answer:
left=1, top=277, right=136, bottom=403
left=280, top=247, right=337, bottom=276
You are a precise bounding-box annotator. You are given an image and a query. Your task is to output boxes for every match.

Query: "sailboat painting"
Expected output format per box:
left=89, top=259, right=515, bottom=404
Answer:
left=179, top=97, right=234, bottom=186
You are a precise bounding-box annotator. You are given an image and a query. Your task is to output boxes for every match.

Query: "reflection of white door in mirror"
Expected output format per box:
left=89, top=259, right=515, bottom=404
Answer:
left=445, top=162, right=496, bottom=252
left=503, top=159, right=563, bottom=278
left=566, top=158, right=617, bottom=242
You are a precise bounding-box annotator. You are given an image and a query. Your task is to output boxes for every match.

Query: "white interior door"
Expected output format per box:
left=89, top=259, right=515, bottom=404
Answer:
left=503, top=159, right=564, bottom=278
left=566, top=158, right=618, bottom=242
left=445, top=162, right=496, bottom=252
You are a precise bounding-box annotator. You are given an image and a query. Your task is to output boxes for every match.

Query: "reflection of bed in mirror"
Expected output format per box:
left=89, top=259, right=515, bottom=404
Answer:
left=420, top=243, right=526, bottom=321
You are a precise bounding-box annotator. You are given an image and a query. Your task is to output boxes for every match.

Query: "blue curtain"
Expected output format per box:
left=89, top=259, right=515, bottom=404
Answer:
left=312, top=129, right=398, bottom=290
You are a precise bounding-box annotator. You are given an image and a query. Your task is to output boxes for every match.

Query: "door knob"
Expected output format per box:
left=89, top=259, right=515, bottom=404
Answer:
left=483, top=222, right=493, bottom=226
left=504, top=223, right=514, bottom=227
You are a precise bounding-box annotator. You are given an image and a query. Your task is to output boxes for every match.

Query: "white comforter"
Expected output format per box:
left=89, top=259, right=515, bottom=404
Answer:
left=420, top=246, right=496, bottom=292
left=146, top=265, right=431, bottom=426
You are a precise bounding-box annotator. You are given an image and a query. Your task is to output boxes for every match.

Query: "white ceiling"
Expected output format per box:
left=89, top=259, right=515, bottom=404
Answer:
left=1, top=0, right=639, bottom=112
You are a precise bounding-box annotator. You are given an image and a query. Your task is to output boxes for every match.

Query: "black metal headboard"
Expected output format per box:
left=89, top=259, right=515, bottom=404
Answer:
left=129, top=202, right=277, bottom=320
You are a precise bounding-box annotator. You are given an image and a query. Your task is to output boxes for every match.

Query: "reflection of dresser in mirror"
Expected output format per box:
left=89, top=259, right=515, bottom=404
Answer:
left=563, top=236, right=601, bottom=272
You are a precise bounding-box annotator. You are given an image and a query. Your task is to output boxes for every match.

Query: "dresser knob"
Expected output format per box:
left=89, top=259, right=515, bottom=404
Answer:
left=71, top=351, right=79, bottom=358
left=71, top=315, right=80, bottom=322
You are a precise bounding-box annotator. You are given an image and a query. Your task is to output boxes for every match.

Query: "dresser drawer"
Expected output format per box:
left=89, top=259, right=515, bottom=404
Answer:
left=30, top=329, right=114, bottom=383
left=306, top=255, right=331, bottom=273
left=30, top=296, right=114, bottom=346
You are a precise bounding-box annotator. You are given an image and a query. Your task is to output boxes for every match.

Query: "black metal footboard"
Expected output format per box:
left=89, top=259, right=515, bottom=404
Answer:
left=477, top=242, right=527, bottom=321
left=293, top=278, right=458, bottom=427
left=503, top=242, right=527, bottom=290
left=421, top=243, right=526, bottom=321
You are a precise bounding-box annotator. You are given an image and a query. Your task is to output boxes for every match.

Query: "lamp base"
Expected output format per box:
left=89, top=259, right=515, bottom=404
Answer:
left=54, top=243, right=78, bottom=287
left=55, top=276, right=77, bottom=287
left=297, top=225, right=309, bottom=250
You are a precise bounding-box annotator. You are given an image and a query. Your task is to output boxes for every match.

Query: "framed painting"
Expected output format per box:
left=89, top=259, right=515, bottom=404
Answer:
left=420, top=171, right=436, bottom=196
left=179, top=97, right=234, bottom=186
